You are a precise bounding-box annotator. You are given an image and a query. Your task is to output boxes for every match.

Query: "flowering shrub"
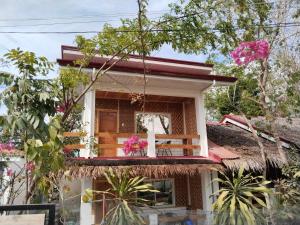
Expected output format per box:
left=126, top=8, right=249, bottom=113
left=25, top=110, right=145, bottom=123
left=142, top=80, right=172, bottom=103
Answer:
left=231, top=40, right=269, bottom=65
left=6, top=168, right=14, bottom=177
left=0, top=141, right=15, bottom=151
left=26, top=162, right=35, bottom=172
left=123, top=135, right=148, bottom=155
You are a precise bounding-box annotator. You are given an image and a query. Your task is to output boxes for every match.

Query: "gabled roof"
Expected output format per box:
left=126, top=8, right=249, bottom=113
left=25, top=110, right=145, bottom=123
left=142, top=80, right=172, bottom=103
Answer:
left=207, top=114, right=300, bottom=171
left=57, top=45, right=237, bottom=83
left=220, top=114, right=300, bottom=148
left=207, top=123, right=284, bottom=171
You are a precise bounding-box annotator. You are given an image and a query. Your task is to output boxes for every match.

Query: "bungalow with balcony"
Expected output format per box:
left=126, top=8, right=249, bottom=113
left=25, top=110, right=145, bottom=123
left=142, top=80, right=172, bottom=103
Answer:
left=57, top=45, right=238, bottom=225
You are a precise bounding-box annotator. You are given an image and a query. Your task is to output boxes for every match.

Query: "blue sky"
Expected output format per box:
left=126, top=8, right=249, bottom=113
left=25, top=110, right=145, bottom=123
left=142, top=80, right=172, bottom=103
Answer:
left=0, top=0, right=206, bottom=65
left=0, top=0, right=207, bottom=114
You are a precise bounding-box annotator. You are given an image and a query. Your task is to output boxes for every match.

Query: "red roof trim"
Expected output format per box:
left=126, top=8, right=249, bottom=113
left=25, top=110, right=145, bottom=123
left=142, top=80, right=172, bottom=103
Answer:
left=57, top=58, right=237, bottom=82
left=61, top=45, right=214, bottom=68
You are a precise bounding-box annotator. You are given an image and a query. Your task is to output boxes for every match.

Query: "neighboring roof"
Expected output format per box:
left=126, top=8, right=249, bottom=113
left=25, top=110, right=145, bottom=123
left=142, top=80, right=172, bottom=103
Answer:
left=221, top=114, right=300, bottom=148
left=57, top=45, right=237, bottom=83
left=207, top=123, right=285, bottom=171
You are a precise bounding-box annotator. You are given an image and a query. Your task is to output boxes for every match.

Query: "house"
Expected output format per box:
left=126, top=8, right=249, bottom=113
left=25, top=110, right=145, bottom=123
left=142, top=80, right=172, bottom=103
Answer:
left=57, top=45, right=238, bottom=225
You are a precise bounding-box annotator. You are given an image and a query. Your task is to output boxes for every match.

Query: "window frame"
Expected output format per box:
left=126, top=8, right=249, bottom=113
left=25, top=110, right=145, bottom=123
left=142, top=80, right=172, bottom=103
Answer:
left=134, top=111, right=172, bottom=134
left=138, top=178, right=176, bottom=208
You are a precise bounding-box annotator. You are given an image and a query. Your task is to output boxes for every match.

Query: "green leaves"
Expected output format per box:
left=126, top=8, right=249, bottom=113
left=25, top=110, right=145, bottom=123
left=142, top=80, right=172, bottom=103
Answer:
left=213, top=166, right=271, bottom=225
left=82, top=168, right=158, bottom=225
left=4, top=48, right=53, bottom=77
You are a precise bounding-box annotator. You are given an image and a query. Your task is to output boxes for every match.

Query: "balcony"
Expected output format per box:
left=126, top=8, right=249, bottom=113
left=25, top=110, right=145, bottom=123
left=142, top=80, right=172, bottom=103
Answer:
left=63, top=132, right=203, bottom=160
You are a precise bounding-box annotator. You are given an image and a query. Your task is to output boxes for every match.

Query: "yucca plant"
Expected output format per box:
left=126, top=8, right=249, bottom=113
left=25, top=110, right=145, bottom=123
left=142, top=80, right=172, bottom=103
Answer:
left=82, top=167, right=158, bottom=225
left=212, top=166, right=271, bottom=225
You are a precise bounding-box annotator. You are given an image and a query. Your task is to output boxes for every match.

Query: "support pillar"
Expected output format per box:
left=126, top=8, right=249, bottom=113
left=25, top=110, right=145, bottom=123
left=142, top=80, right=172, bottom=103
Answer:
left=195, top=94, right=208, bottom=157
left=82, top=89, right=96, bottom=158
left=80, top=178, right=94, bottom=225
left=201, top=171, right=214, bottom=225
left=147, top=131, right=156, bottom=157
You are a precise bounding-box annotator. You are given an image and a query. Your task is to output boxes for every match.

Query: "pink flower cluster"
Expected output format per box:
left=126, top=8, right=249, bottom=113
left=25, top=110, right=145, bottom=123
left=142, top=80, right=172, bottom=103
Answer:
left=0, top=141, right=15, bottom=151
left=231, top=40, right=270, bottom=65
left=26, top=162, right=35, bottom=172
left=123, top=135, right=148, bottom=155
left=6, top=168, right=14, bottom=177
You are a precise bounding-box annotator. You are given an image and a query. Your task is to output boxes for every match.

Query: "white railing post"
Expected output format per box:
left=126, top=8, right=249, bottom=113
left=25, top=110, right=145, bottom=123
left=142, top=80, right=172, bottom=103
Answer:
left=195, top=94, right=208, bottom=157
left=80, top=178, right=94, bottom=225
left=147, top=131, right=156, bottom=157
left=82, top=89, right=96, bottom=158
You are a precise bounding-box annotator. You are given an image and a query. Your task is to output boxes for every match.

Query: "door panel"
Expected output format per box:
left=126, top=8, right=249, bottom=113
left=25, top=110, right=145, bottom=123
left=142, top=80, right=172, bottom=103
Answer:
left=98, top=111, right=117, bottom=157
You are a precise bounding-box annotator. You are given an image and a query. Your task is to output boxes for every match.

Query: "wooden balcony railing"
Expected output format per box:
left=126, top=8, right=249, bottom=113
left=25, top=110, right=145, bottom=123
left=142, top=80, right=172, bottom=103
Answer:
left=63, top=132, right=200, bottom=157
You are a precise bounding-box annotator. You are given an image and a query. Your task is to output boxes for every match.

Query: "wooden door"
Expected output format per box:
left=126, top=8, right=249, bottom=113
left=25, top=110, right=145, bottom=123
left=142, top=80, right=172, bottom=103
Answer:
left=98, top=111, right=118, bottom=157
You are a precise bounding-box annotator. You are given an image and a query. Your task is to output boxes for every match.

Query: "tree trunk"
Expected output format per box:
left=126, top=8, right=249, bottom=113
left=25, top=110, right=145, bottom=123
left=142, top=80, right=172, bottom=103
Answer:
left=259, top=59, right=287, bottom=164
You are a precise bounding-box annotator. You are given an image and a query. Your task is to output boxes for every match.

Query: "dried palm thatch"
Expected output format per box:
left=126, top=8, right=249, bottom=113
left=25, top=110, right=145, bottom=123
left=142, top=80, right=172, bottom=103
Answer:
left=63, top=163, right=222, bottom=179
left=207, top=124, right=287, bottom=171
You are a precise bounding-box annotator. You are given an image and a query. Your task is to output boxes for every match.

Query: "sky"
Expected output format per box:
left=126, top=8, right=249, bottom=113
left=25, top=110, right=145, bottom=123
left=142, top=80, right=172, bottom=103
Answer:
left=0, top=0, right=206, bottom=66
left=0, top=0, right=208, bottom=115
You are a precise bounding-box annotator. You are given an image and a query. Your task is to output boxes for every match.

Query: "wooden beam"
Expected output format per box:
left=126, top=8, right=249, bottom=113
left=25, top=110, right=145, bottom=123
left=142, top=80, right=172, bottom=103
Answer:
left=63, top=132, right=86, bottom=137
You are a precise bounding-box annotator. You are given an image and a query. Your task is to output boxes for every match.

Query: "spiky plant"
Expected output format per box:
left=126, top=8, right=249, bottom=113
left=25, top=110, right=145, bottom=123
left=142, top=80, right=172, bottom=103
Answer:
left=212, top=166, right=271, bottom=225
left=82, top=167, right=158, bottom=225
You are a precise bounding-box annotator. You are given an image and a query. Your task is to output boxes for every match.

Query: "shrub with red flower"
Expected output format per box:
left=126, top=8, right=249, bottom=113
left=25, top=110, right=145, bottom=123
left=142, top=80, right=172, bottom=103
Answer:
left=6, top=168, right=14, bottom=177
left=0, top=141, right=15, bottom=151
left=231, top=40, right=270, bottom=65
left=26, top=161, right=35, bottom=172
left=123, top=135, right=148, bottom=155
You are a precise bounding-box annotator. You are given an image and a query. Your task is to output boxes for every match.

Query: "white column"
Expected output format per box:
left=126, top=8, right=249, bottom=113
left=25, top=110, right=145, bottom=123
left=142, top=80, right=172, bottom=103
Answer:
left=211, top=171, right=219, bottom=203
left=80, top=178, right=94, bottom=225
left=82, top=89, right=96, bottom=158
left=201, top=171, right=214, bottom=225
left=147, top=131, right=156, bottom=157
left=201, top=171, right=213, bottom=212
left=195, top=94, right=209, bottom=157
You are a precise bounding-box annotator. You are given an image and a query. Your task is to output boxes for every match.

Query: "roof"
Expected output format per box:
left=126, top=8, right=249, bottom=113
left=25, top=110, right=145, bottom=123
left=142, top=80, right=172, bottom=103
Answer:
left=57, top=45, right=237, bottom=83
left=221, top=114, right=300, bottom=148
left=207, top=123, right=286, bottom=171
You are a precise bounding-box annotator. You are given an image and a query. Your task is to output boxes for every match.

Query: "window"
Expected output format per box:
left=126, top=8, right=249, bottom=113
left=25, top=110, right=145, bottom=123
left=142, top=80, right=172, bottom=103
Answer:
left=138, top=179, right=174, bottom=207
left=135, top=113, right=171, bottom=134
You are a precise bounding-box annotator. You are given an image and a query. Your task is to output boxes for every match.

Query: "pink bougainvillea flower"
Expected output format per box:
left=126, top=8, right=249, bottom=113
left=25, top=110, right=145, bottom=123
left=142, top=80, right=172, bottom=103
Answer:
left=56, top=104, right=66, bottom=113
left=26, top=162, right=35, bottom=172
left=123, top=135, right=148, bottom=156
left=231, top=40, right=270, bottom=66
left=0, top=141, right=15, bottom=151
left=7, top=168, right=14, bottom=177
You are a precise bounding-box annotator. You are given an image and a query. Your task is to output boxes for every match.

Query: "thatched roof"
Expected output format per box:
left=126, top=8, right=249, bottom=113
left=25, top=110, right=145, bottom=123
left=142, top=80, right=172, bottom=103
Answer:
left=64, top=164, right=221, bottom=178
left=250, top=116, right=300, bottom=148
left=64, top=158, right=221, bottom=178
left=207, top=123, right=287, bottom=171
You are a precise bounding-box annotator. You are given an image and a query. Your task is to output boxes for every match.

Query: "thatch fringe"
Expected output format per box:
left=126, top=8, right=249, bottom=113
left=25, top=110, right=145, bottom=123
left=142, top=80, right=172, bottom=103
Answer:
left=63, top=164, right=222, bottom=178
left=222, top=157, right=284, bottom=172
